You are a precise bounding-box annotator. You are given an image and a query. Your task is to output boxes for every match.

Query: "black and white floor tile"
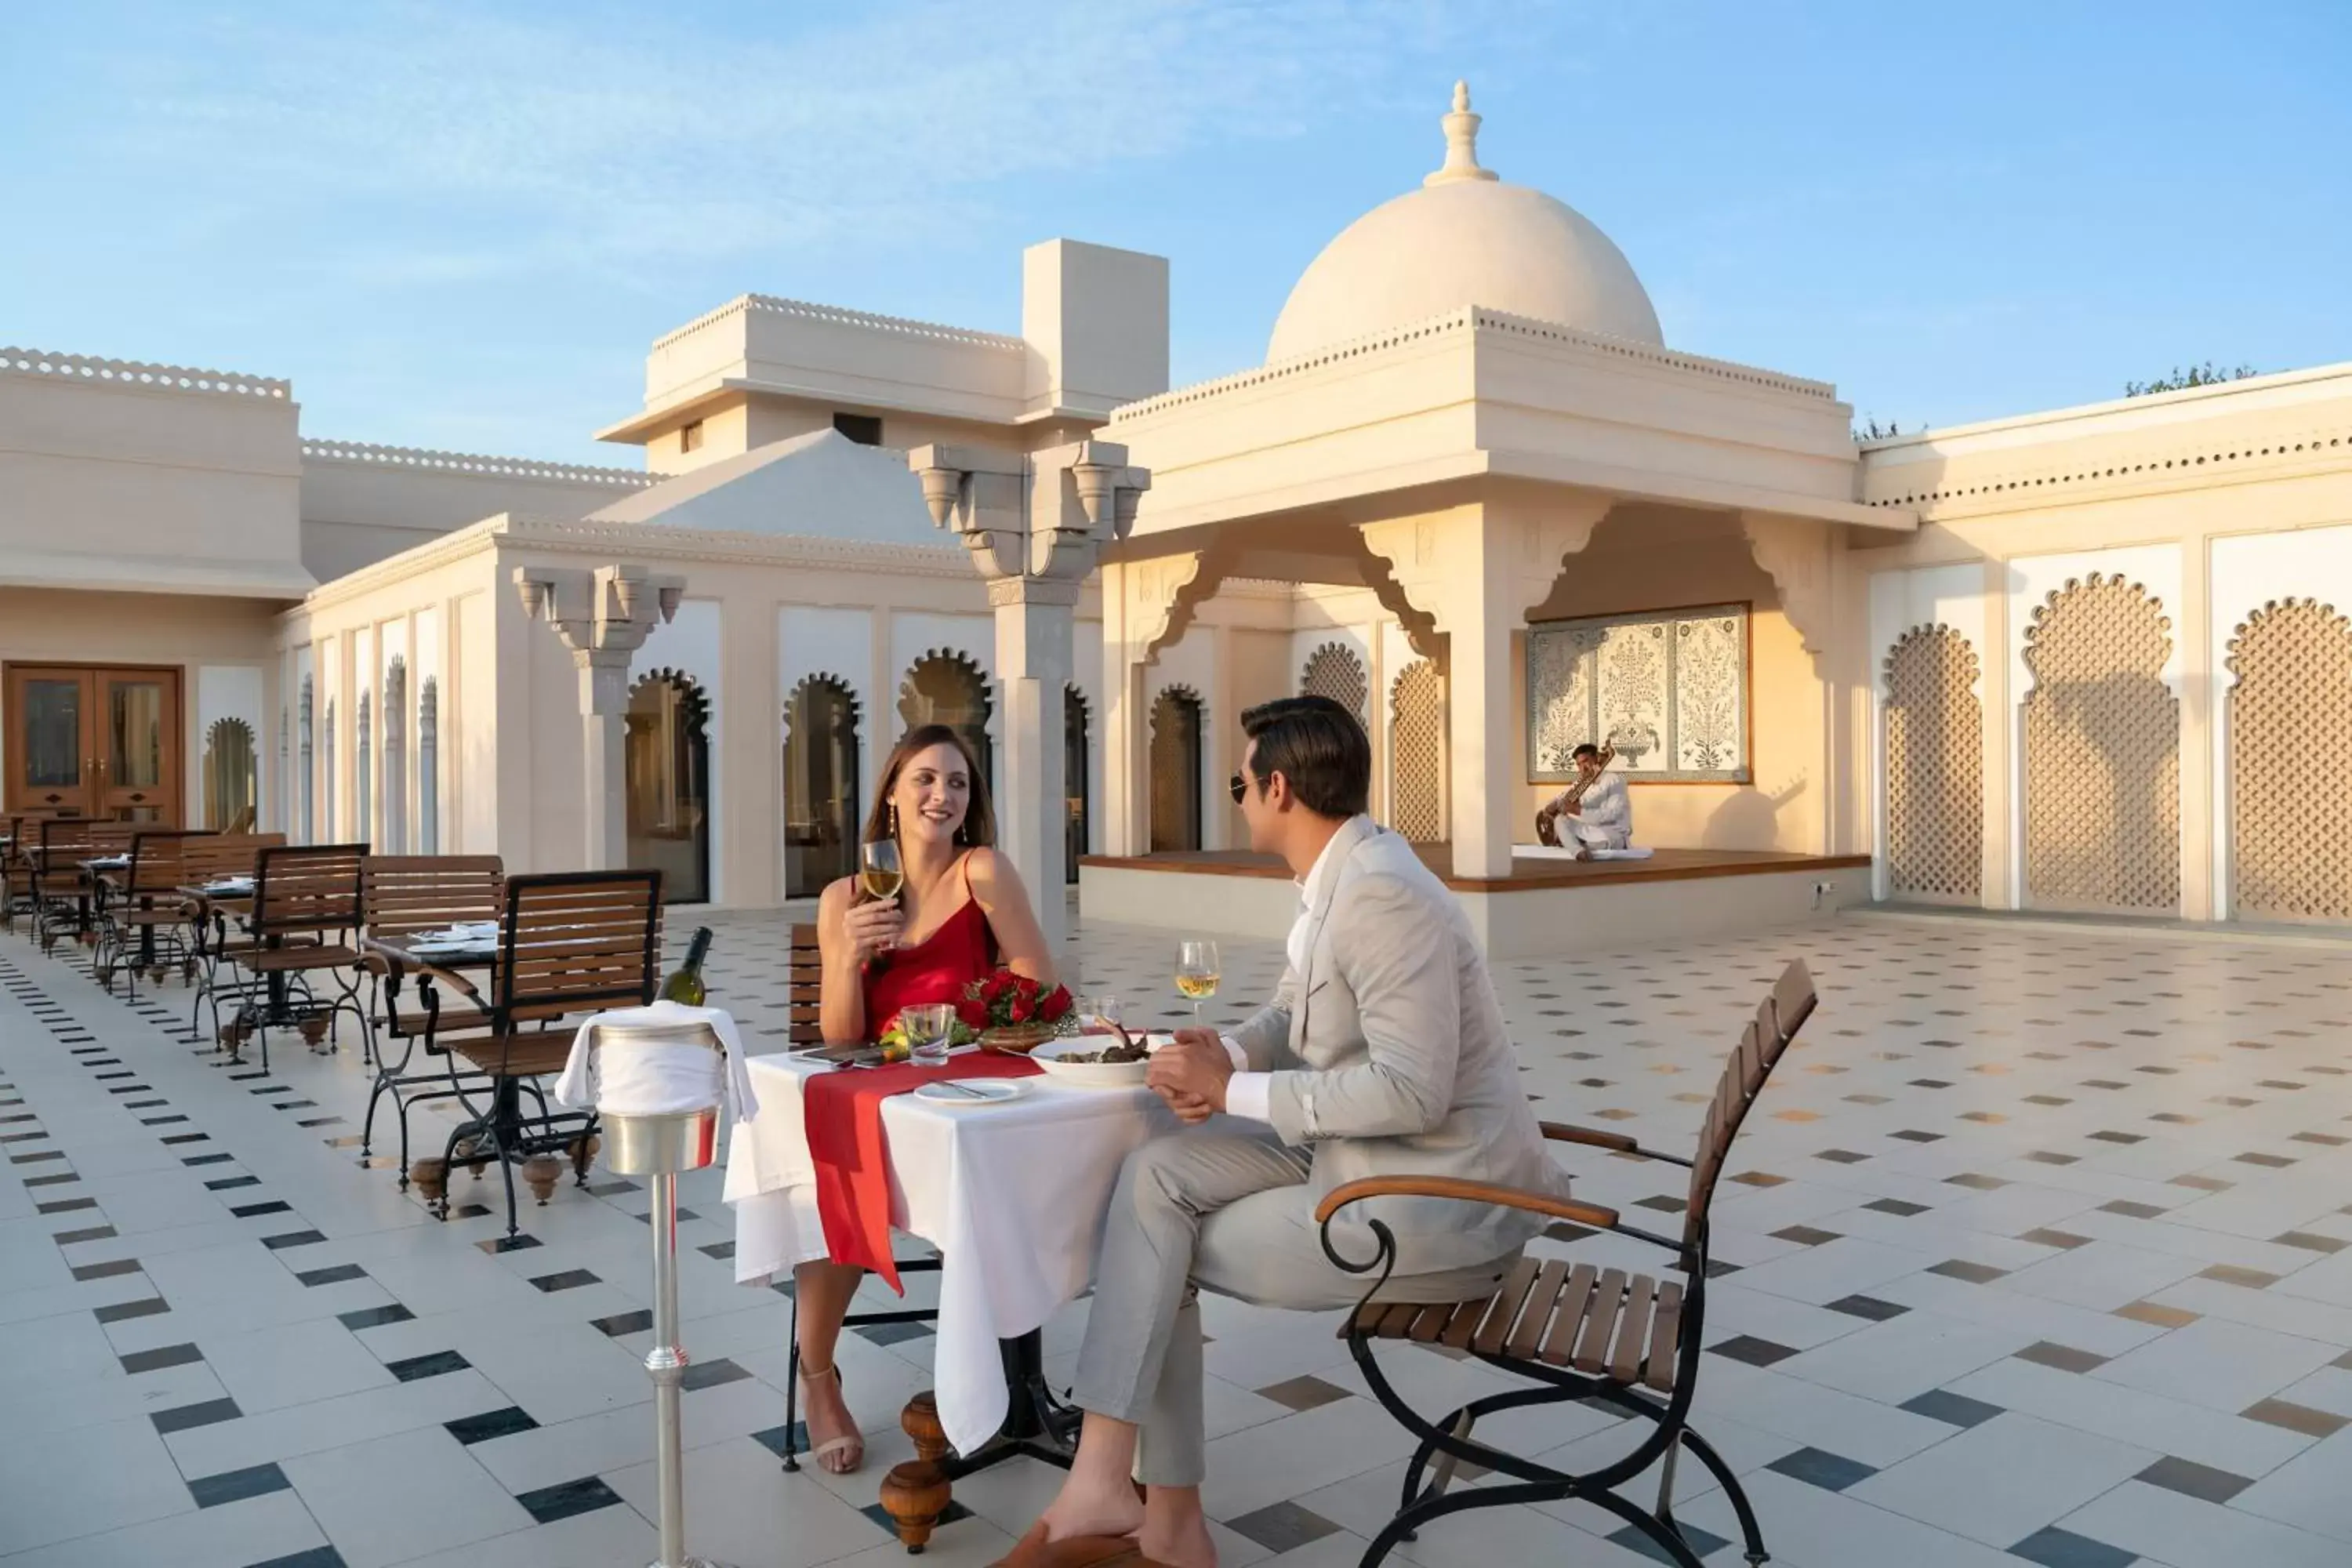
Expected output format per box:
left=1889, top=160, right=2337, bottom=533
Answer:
left=2, top=903, right=2350, bottom=1565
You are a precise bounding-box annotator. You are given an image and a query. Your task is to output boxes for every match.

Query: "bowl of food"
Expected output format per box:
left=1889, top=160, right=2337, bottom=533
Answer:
left=1029, top=1025, right=1163, bottom=1088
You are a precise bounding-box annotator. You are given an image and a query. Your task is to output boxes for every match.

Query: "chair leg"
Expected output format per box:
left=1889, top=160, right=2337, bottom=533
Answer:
left=1679, top=1427, right=1769, bottom=1565
left=781, top=1295, right=804, bottom=1472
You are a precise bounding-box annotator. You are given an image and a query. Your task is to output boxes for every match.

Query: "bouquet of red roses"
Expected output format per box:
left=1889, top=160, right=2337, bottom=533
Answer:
left=956, top=968, right=1075, bottom=1034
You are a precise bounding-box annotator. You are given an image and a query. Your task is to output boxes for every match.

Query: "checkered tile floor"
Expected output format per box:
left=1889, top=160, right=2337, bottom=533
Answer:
left=3, top=899, right=2350, bottom=1566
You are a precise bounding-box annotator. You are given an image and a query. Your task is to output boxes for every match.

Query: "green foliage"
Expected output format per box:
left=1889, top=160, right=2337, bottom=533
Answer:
left=2125, top=361, right=2259, bottom=397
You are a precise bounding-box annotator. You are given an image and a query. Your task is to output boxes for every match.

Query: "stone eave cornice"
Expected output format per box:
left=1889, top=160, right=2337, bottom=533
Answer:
left=2, top=345, right=290, bottom=402
left=1126, top=446, right=1911, bottom=537
left=1108, top=307, right=1837, bottom=428
left=287, top=511, right=986, bottom=623
left=301, top=439, right=650, bottom=489
left=491, top=515, right=976, bottom=581
left=286, top=517, right=506, bottom=619
left=1860, top=413, right=2352, bottom=520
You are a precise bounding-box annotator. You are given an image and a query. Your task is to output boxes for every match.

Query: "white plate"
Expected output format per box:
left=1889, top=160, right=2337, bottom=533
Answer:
left=1029, top=1034, right=1168, bottom=1088
left=913, top=1078, right=1031, bottom=1107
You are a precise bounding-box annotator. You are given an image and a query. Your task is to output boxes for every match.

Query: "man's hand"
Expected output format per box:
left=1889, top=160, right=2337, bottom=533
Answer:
left=1149, top=1029, right=1234, bottom=1123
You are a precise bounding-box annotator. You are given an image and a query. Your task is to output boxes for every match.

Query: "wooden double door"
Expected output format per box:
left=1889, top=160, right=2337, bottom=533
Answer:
left=4, top=664, right=183, bottom=824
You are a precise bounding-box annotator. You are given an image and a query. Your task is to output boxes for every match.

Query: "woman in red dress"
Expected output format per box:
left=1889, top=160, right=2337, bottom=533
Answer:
left=796, top=724, right=1056, bottom=1473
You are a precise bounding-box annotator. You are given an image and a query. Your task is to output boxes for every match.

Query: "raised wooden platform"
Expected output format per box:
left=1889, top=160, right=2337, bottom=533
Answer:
left=1082, top=845, right=1867, bottom=891
left=1076, top=844, right=1873, bottom=960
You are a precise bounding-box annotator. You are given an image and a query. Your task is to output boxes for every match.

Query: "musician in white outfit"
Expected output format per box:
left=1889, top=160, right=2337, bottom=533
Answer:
left=1538, top=742, right=1631, bottom=858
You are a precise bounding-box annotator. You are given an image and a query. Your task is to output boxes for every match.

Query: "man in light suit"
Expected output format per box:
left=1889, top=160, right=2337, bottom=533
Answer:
left=1009, top=696, right=1561, bottom=1568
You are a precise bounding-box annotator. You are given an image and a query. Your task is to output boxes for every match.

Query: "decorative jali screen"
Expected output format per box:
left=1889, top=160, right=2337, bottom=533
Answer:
left=1526, top=604, right=1749, bottom=784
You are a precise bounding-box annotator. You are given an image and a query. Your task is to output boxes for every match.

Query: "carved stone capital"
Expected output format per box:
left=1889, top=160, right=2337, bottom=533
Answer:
left=910, top=441, right=1150, bottom=592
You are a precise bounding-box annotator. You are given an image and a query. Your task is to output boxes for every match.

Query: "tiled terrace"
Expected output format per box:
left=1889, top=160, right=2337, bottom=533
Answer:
left=3, top=906, right=2351, bottom=1566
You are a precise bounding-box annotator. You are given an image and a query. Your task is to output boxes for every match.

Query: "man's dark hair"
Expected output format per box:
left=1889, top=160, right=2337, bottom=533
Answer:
left=1240, top=695, right=1371, bottom=818
left=1572, top=742, right=1602, bottom=761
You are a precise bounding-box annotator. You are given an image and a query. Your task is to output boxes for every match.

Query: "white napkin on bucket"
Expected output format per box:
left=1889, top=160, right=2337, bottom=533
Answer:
left=554, top=1001, right=760, bottom=1120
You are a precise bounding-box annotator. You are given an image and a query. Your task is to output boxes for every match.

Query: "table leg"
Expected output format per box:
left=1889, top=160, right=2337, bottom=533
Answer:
left=880, top=1331, right=1078, bottom=1552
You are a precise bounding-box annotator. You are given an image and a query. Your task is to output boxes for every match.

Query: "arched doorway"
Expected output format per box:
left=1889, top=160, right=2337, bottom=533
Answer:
left=898, top=650, right=993, bottom=789
left=1883, top=626, right=1983, bottom=903
left=1389, top=660, right=1446, bottom=844
left=626, top=670, right=711, bottom=905
left=1065, top=686, right=1090, bottom=883
left=201, top=718, right=257, bottom=831
left=2021, top=574, right=2179, bottom=914
left=1149, top=687, right=1203, bottom=853
left=785, top=674, right=861, bottom=898
left=2228, top=597, right=2352, bottom=922
left=1300, top=641, right=1369, bottom=728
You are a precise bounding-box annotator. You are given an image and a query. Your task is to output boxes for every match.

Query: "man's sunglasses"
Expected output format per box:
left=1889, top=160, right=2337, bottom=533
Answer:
left=1229, top=771, right=1247, bottom=805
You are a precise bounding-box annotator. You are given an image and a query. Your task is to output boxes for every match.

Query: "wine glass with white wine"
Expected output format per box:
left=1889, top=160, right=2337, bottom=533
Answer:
left=860, top=839, right=903, bottom=949
left=1174, top=939, right=1220, bottom=1022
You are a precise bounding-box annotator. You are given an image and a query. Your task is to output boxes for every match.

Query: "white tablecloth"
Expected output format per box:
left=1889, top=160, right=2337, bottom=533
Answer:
left=723, top=1052, right=1167, bottom=1454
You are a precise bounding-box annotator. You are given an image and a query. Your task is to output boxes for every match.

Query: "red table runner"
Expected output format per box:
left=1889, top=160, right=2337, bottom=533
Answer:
left=804, top=1054, right=1044, bottom=1292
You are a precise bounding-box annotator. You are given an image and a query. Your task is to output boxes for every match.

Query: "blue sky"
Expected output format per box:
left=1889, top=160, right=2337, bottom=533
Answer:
left=5, top=1, right=2347, bottom=465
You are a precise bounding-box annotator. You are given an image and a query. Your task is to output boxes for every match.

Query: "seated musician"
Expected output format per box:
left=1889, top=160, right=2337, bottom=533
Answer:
left=1537, top=742, right=1630, bottom=860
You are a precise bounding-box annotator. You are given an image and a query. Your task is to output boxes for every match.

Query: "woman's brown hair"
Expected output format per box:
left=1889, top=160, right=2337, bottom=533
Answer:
left=858, top=724, right=996, bottom=852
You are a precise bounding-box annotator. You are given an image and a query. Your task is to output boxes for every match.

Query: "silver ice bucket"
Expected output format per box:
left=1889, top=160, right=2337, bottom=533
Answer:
left=590, top=1018, right=724, bottom=1176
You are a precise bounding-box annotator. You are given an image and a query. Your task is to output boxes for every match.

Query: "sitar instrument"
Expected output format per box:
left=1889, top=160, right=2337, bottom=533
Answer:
left=1536, top=743, right=1616, bottom=847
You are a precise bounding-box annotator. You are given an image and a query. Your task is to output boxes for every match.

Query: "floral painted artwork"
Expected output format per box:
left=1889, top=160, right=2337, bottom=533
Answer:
left=1526, top=604, right=1750, bottom=783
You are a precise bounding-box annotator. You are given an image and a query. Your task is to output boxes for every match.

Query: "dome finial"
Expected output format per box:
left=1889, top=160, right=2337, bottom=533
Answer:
left=1426, top=78, right=1498, bottom=187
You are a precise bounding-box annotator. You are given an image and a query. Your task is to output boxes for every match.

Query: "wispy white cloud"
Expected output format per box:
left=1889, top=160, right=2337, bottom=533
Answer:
left=88, top=0, right=1547, bottom=283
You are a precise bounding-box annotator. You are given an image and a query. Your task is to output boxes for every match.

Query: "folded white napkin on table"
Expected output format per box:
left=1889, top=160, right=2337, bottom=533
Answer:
left=554, top=1000, right=760, bottom=1120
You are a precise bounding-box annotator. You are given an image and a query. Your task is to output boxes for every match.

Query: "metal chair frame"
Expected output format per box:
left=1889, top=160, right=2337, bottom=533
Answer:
left=1316, top=960, right=1818, bottom=1568
left=416, top=869, right=662, bottom=1238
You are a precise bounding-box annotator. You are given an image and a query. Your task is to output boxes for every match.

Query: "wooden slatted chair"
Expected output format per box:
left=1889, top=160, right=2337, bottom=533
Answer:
left=29, top=817, right=102, bottom=953
left=225, top=843, right=369, bottom=1069
left=357, top=855, right=504, bottom=1181
left=1316, top=960, right=1818, bottom=1568
left=183, top=833, right=287, bottom=1039
left=96, top=830, right=209, bottom=997
left=786, top=922, right=824, bottom=1049
left=0, top=813, right=44, bottom=931
left=775, top=918, right=946, bottom=1473
left=416, top=869, right=661, bottom=1238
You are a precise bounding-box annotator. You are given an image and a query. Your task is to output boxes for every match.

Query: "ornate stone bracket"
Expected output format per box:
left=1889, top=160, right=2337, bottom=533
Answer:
left=1741, top=511, right=1833, bottom=656
left=1359, top=496, right=1613, bottom=663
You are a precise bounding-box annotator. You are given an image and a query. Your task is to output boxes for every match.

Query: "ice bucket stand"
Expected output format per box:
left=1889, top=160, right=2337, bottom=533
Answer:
left=593, top=1020, right=739, bottom=1568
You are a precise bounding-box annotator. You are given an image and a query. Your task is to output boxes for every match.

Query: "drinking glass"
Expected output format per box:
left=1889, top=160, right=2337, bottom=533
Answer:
left=1174, top=940, right=1220, bottom=1021
left=1077, top=994, right=1124, bottom=1033
left=860, top=840, right=903, bottom=947
left=903, top=1002, right=956, bottom=1067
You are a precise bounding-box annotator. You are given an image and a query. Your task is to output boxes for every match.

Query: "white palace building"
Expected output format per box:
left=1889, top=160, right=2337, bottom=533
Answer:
left=6, top=85, right=2352, bottom=955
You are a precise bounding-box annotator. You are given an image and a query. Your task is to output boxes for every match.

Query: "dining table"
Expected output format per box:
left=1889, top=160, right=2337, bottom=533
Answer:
left=724, top=1047, right=1171, bottom=1551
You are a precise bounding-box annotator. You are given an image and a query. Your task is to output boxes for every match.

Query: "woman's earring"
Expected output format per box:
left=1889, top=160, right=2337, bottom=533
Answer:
left=887, top=802, right=898, bottom=837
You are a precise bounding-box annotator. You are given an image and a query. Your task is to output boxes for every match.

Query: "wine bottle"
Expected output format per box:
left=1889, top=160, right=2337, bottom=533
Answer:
left=662, top=926, right=714, bottom=1007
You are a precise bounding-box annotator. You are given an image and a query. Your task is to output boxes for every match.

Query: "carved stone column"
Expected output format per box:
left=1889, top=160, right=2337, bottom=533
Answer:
left=1364, top=494, right=1611, bottom=878
left=512, top=564, right=684, bottom=871
left=908, top=441, right=1149, bottom=940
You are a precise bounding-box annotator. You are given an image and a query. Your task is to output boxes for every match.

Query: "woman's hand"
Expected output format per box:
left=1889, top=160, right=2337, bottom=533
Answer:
left=840, top=897, right=903, bottom=964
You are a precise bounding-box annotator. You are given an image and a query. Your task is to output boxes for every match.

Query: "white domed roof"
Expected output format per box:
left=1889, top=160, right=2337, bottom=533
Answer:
left=1266, top=83, right=1661, bottom=364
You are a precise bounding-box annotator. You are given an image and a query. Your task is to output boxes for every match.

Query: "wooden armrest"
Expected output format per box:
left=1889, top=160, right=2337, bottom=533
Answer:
left=422, top=967, right=484, bottom=1002
left=1540, top=1120, right=1639, bottom=1153
left=1538, top=1121, right=1693, bottom=1167
left=1315, top=1175, right=1620, bottom=1231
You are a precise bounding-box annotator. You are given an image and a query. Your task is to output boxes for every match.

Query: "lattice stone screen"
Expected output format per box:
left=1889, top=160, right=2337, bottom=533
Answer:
left=1884, top=626, right=1982, bottom=902
left=1299, top=643, right=1368, bottom=726
left=2023, top=574, right=2180, bottom=914
left=2229, top=598, right=2352, bottom=923
left=1390, top=659, right=1446, bottom=844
